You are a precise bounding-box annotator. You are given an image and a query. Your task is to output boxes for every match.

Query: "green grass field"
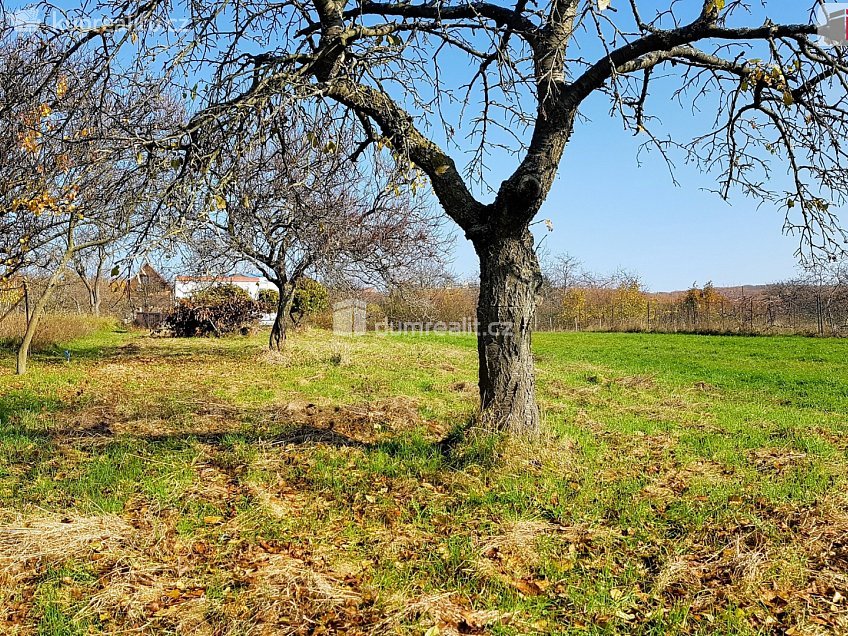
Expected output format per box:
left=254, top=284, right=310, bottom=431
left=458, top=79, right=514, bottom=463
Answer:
left=0, top=329, right=846, bottom=635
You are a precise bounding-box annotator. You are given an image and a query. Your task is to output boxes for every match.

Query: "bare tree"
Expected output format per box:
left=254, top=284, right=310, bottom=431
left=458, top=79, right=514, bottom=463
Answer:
left=0, top=38, right=175, bottom=373
left=182, top=112, right=446, bottom=349
left=544, top=253, right=587, bottom=291
left=20, top=0, right=848, bottom=432
left=381, top=264, right=464, bottom=325
left=72, top=244, right=110, bottom=316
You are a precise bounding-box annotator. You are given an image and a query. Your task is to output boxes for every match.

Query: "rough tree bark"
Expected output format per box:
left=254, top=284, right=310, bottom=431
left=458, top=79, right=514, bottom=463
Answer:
left=90, top=288, right=101, bottom=316
left=474, top=227, right=543, bottom=434
left=269, top=282, right=295, bottom=351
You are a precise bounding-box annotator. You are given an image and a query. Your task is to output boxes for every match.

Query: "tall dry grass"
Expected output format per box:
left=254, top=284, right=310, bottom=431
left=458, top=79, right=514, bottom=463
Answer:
left=0, top=313, right=117, bottom=351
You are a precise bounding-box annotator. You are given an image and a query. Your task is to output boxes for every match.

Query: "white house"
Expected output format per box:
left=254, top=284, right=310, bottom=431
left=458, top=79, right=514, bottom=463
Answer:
left=174, top=275, right=278, bottom=301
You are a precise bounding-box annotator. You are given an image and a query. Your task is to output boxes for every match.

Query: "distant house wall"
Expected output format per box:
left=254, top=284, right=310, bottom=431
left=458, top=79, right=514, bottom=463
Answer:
left=174, top=279, right=216, bottom=299
left=174, top=276, right=277, bottom=301
left=128, top=265, right=174, bottom=320
left=257, top=279, right=279, bottom=294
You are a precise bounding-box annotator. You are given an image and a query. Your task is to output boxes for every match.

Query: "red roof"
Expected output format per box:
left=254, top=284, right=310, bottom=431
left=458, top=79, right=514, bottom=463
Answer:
left=176, top=275, right=260, bottom=283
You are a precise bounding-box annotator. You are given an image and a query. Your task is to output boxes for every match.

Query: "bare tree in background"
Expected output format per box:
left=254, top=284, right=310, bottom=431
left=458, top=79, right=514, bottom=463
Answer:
left=72, top=244, right=110, bottom=316
left=183, top=111, right=446, bottom=350
left=544, top=253, right=587, bottom=291
left=14, top=0, right=848, bottom=432
left=0, top=38, right=176, bottom=373
left=381, top=264, right=464, bottom=325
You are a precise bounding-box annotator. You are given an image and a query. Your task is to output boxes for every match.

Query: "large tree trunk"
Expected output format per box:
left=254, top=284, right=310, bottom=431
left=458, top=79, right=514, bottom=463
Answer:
left=269, top=286, right=294, bottom=351
left=474, top=228, right=543, bottom=435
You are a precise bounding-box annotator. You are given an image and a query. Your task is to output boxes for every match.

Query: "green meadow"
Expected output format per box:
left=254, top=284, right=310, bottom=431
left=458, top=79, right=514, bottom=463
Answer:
left=0, top=328, right=845, bottom=635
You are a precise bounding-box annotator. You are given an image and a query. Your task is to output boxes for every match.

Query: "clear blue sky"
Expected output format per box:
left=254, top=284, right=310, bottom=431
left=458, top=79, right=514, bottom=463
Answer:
left=441, top=1, right=828, bottom=291
left=450, top=111, right=806, bottom=291
left=8, top=0, right=835, bottom=290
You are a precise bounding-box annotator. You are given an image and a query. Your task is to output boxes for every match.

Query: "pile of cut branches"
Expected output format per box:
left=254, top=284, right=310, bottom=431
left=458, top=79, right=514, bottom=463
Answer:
left=165, top=285, right=259, bottom=337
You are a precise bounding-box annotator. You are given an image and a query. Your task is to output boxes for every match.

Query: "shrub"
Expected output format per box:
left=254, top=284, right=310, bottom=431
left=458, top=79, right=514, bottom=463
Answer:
left=258, top=288, right=280, bottom=312
left=165, top=284, right=260, bottom=337
left=290, top=278, right=329, bottom=325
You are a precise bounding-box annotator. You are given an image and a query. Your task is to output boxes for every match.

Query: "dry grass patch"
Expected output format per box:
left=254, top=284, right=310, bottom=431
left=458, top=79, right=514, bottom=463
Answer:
left=0, top=506, right=390, bottom=635
left=0, top=512, right=138, bottom=582
left=0, top=508, right=182, bottom=632
left=492, top=430, right=579, bottom=475
left=748, top=447, right=811, bottom=474
left=384, top=593, right=514, bottom=636
left=614, top=374, right=656, bottom=390
left=270, top=396, right=427, bottom=444
left=641, top=458, right=731, bottom=502
left=233, top=551, right=364, bottom=627
left=0, top=314, right=117, bottom=352
left=544, top=379, right=601, bottom=403
left=254, top=340, right=353, bottom=367
left=648, top=496, right=848, bottom=634
left=58, top=406, right=247, bottom=441
left=477, top=520, right=555, bottom=584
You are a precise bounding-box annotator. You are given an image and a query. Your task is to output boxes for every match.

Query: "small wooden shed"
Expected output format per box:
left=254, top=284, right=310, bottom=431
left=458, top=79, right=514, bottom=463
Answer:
left=333, top=299, right=367, bottom=335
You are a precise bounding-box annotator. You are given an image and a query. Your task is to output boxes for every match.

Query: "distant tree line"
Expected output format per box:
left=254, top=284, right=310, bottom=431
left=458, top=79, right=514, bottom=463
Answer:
left=537, top=256, right=848, bottom=336
left=348, top=255, right=848, bottom=337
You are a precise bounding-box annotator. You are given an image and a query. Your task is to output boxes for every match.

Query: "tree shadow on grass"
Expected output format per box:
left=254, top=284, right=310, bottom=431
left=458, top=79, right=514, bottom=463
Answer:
left=0, top=347, right=488, bottom=492
left=0, top=406, right=497, bottom=520
left=53, top=411, right=488, bottom=475
left=56, top=420, right=371, bottom=450
left=1, top=396, right=484, bottom=470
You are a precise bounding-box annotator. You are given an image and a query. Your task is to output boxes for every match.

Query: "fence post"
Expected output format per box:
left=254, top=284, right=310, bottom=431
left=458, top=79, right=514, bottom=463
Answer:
left=750, top=298, right=755, bottom=333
